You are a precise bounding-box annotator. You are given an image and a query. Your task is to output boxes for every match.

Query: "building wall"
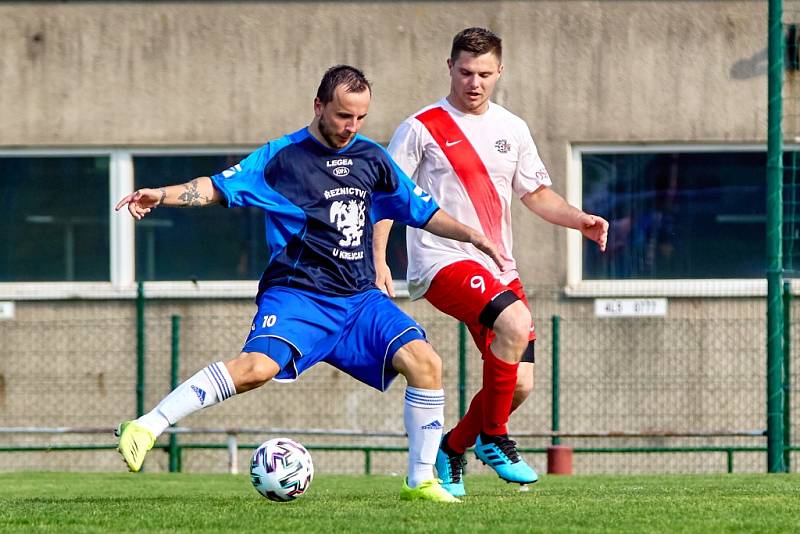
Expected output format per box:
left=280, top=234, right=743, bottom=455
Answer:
left=0, top=0, right=766, bottom=284
left=0, top=1, right=781, bottom=474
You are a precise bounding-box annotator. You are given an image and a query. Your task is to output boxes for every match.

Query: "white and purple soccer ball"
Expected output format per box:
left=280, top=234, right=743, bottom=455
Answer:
left=250, top=438, right=314, bottom=502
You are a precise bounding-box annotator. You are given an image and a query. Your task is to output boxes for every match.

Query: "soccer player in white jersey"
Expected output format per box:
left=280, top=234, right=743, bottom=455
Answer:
left=376, top=28, right=608, bottom=496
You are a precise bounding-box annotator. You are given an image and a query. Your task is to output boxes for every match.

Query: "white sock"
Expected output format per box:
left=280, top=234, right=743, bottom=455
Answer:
left=136, top=362, right=236, bottom=437
left=404, top=387, right=445, bottom=488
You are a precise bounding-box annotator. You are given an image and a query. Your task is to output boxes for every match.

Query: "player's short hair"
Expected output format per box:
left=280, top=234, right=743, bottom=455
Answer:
left=450, top=27, right=502, bottom=63
left=316, top=65, right=371, bottom=104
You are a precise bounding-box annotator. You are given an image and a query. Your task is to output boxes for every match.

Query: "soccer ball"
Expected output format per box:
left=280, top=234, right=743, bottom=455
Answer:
left=250, top=438, right=314, bottom=502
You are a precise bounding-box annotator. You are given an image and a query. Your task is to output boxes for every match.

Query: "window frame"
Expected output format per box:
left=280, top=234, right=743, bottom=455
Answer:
left=0, top=147, right=258, bottom=300
left=2, top=144, right=787, bottom=300
left=566, top=143, right=784, bottom=298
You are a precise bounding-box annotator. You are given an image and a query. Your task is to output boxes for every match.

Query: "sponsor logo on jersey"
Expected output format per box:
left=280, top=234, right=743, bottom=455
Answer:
left=324, top=187, right=367, bottom=200
left=495, top=139, right=511, bottom=153
left=445, top=140, right=462, bottom=147
left=330, top=199, right=365, bottom=248
left=327, top=159, right=353, bottom=178
left=332, top=248, right=364, bottom=260
left=326, top=158, right=353, bottom=167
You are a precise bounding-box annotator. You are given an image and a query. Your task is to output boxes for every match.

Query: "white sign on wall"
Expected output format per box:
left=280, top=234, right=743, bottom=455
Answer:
left=594, top=298, right=668, bottom=317
left=0, top=301, right=15, bottom=320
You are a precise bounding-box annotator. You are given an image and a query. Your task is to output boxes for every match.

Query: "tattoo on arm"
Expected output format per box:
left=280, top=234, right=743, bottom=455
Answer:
left=158, top=188, right=167, bottom=207
left=177, top=179, right=212, bottom=207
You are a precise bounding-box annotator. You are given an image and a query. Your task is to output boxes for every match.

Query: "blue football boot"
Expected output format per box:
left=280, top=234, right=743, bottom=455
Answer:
left=474, top=433, right=538, bottom=485
left=434, top=436, right=467, bottom=497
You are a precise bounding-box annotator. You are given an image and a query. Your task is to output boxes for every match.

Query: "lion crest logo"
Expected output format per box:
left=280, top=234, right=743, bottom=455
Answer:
left=330, top=199, right=366, bottom=248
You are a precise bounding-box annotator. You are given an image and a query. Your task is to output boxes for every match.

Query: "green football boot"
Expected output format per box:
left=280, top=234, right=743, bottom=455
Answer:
left=400, top=478, right=461, bottom=503
left=115, top=420, right=156, bottom=472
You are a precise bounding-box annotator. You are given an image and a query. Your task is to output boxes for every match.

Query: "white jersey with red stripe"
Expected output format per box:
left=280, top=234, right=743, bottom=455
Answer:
left=388, top=98, right=552, bottom=300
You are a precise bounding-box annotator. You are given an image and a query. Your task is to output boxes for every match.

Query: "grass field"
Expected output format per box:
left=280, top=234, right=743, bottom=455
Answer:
left=0, top=472, right=798, bottom=533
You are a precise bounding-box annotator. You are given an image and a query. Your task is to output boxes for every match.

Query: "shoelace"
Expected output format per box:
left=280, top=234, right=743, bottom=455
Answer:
left=495, top=436, right=521, bottom=463
left=447, top=453, right=467, bottom=483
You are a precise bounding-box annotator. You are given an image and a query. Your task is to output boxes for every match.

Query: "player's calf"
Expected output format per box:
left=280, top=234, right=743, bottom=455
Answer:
left=511, top=361, right=535, bottom=412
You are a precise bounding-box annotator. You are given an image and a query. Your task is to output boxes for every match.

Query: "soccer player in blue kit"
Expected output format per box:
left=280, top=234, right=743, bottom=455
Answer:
left=114, top=65, right=503, bottom=503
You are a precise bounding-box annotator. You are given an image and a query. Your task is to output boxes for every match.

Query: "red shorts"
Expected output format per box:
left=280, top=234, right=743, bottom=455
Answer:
left=424, top=260, right=536, bottom=358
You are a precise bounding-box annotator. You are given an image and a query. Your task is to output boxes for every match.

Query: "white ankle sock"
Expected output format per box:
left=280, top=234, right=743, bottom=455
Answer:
left=136, top=361, right=236, bottom=437
left=404, top=387, right=445, bottom=488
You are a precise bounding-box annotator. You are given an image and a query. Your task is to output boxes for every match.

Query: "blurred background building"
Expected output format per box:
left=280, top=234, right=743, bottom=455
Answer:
left=0, top=1, right=788, bottom=475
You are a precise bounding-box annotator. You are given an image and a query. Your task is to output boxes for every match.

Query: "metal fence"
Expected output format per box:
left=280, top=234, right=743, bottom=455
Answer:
left=0, top=284, right=797, bottom=475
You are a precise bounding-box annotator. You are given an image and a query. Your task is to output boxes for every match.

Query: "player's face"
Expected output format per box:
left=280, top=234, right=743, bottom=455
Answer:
left=314, top=86, right=371, bottom=149
left=447, top=51, right=503, bottom=115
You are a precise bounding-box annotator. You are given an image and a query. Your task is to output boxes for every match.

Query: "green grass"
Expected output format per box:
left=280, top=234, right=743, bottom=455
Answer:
left=0, top=472, right=798, bottom=533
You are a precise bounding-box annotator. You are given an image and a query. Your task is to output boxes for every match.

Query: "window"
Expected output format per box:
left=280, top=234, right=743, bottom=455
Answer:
left=0, top=148, right=412, bottom=299
left=133, top=154, right=264, bottom=281
left=582, top=150, right=766, bottom=279
left=568, top=146, right=778, bottom=296
left=0, top=155, right=109, bottom=282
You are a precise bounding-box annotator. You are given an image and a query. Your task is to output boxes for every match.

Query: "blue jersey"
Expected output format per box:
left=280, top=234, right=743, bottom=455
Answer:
left=210, top=127, right=440, bottom=297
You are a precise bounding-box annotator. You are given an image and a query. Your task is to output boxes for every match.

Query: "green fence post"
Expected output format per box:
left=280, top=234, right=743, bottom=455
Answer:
left=784, top=282, right=792, bottom=472
left=169, top=315, right=181, bottom=473
left=136, top=281, right=146, bottom=418
left=767, top=0, right=787, bottom=473
left=552, top=315, right=561, bottom=446
left=364, top=449, right=372, bottom=476
left=458, top=322, right=467, bottom=419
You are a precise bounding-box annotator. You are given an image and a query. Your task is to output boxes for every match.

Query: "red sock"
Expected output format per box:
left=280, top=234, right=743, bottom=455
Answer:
left=446, top=391, right=484, bottom=454
left=446, top=350, right=520, bottom=452
left=481, top=349, right=518, bottom=436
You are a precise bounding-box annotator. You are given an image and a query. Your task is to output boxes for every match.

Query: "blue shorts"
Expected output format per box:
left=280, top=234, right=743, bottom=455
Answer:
left=242, top=287, right=426, bottom=391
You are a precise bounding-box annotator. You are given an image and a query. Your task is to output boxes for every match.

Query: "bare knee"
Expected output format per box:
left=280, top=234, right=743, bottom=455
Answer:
left=225, top=352, right=280, bottom=392
left=492, top=302, right=532, bottom=363
left=391, top=339, right=442, bottom=389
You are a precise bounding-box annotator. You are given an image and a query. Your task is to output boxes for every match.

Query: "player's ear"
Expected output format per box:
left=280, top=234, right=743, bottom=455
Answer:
left=498, top=63, right=504, bottom=76
left=447, top=57, right=454, bottom=70
left=313, top=97, right=324, bottom=117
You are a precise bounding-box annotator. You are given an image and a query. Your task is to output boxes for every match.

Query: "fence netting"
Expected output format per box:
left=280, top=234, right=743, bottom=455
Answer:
left=0, top=285, right=796, bottom=474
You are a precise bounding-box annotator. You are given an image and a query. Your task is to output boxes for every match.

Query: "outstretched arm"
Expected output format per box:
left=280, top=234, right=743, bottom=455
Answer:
left=521, top=186, right=609, bottom=252
left=373, top=219, right=396, bottom=297
left=114, top=177, right=223, bottom=220
left=423, top=210, right=505, bottom=268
